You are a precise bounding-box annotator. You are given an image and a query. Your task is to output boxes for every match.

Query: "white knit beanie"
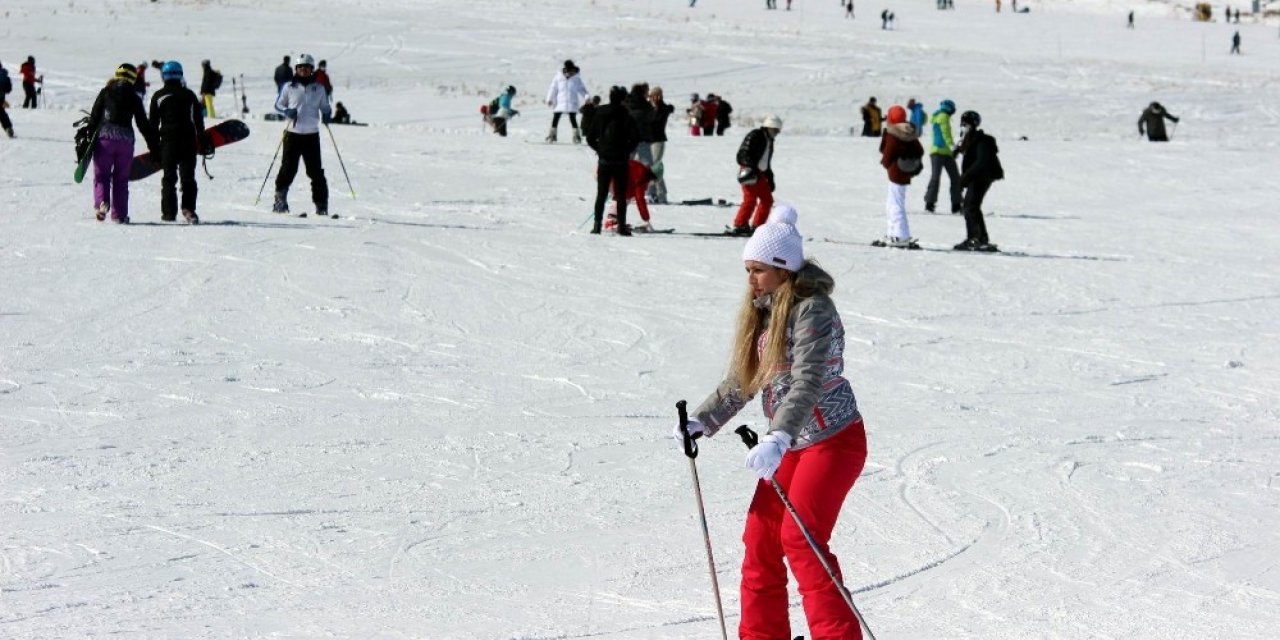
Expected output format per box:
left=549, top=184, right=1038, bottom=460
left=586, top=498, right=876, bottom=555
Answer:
left=742, top=203, right=804, bottom=271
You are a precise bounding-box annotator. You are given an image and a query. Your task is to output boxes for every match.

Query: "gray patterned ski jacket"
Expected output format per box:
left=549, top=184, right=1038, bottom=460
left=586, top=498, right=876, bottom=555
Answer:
left=693, top=263, right=862, bottom=450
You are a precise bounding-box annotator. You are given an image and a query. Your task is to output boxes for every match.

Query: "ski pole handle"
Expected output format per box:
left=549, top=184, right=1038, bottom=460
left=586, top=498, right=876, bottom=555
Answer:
left=677, top=400, right=698, bottom=459
left=734, top=424, right=758, bottom=449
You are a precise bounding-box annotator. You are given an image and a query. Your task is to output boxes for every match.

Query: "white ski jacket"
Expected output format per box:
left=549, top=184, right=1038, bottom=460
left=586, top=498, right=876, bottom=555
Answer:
left=275, top=80, right=331, bottom=135
left=545, top=72, right=589, bottom=113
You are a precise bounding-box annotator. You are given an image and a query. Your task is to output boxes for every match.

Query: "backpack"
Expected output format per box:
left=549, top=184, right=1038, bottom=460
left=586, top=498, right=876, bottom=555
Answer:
left=488, top=96, right=501, bottom=116
left=896, top=154, right=923, bottom=176
left=210, top=70, right=223, bottom=91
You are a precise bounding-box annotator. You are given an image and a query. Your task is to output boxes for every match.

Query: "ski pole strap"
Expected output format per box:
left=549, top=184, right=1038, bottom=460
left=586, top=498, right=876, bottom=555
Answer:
left=734, top=424, right=758, bottom=449
left=677, top=400, right=698, bottom=459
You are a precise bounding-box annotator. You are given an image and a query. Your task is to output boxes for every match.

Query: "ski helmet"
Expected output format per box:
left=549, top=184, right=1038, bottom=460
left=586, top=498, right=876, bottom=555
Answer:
left=161, top=60, right=183, bottom=81
left=761, top=114, right=783, bottom=131
left=886, top=105, right=907, bottom=125
left=960, top=110, right=981, bottom=127
left=940, top=99, right=956, bottom=114
left=295, top=53, right=316, bottom=69
left=115, top=63, right=138, bottom=83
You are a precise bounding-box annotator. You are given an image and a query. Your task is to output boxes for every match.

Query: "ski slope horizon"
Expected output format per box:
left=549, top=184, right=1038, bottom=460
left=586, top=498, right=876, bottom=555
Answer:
left=3, top=0, right=1278, bottom=638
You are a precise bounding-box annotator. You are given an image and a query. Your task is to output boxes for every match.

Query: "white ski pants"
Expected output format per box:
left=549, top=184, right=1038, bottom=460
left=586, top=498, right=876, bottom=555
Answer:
left=885, top=182, right=911, bottom=239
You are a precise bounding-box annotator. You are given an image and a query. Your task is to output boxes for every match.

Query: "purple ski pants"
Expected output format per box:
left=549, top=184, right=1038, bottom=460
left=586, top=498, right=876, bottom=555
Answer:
left=93, top=136, right=134, bottom=220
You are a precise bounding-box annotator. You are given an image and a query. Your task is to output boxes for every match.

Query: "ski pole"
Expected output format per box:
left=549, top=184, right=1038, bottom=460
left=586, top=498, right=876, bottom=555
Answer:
left=254, top=129, right=286, bottom=205
left=1169, top=121, right=1178, bottom=140
left=677, top=400, right=730, bottom=640
left=734, top=425, right=878, bottom=640
left=324, top=123, right=357, bottom=199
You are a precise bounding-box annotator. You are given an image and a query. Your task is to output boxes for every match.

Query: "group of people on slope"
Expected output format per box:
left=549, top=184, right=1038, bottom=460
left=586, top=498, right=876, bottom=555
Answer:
left=583, top=83, right=680, bottom=235
left=874, top=99, right=1004, bottom=251
left=686, top=92, right=733, bottom=136
left=81, top=54, right=334, bottom=224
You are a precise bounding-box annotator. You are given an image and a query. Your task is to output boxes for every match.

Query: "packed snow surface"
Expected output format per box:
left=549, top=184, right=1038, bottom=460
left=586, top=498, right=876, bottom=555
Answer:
left=2, top=0, right=1278, bottom=638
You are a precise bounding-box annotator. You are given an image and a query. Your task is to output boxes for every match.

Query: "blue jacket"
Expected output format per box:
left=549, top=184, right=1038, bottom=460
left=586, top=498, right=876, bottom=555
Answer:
left=908, top=103, right=927, bottom=135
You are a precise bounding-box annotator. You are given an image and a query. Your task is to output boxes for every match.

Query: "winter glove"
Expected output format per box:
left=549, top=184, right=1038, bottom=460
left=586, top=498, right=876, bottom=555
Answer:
left=285, top=108, right=298, bottom=121
left=322, top=113, right=331, bottom=125
left=745, top=431, right=792, bottom=480
left=672, top=418, right=708, bottom=449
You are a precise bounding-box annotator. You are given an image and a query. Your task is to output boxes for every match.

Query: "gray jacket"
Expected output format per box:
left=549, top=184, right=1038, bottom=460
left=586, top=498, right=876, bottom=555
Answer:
left=693, top=263, right=862, bottom=450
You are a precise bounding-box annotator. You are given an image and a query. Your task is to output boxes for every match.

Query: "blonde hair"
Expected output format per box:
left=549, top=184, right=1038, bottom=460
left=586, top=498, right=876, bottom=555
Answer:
left=730, top=270, right=797, bottom=398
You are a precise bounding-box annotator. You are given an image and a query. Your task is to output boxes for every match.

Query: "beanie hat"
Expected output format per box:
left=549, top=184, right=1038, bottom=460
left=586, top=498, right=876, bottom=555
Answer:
left=887, top=105, right=907, bottom=125
left=115, top=63, right=138, bottom=83
left=742, top=203, right=804, bottom=272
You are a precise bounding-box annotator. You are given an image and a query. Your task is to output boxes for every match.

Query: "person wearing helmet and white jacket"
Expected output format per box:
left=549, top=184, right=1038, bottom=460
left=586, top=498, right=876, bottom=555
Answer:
left=544, top=59, right=589, bottom=143
left=676, top=204, right=869, bottom=640
left=730, top=114, right=783, bottom=236
left=272, top=53, right=332, bottom=217
left=149, top=61, right=206, bottom=224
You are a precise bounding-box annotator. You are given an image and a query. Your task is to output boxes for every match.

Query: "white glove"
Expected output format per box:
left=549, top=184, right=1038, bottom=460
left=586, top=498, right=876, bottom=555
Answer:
left=745, top=431, right=793, bottom=480
left=672, top=419, right=708, bottom=449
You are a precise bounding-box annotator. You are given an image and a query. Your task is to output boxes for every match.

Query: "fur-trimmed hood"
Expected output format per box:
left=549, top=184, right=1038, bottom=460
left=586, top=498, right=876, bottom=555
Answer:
left=885, top=121, right=919, bottom=142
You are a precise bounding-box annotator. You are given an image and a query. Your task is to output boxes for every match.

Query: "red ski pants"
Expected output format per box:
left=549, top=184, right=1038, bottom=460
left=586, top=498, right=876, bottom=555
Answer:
left=740, top=421, right=867, bottom=640
left=734, top=178, right=774, bottom=228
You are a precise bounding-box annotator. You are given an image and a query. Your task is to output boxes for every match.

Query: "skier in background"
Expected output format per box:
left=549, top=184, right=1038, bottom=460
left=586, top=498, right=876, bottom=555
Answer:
left=876, top=104, right=925, bottom=249
left=274, top=55, right=293, bottom=96
left=149, top=60, right=206, bottom=224
left=1230, top=31, right=1241, bottom=55
left=86, top=63, right=159, bottom=224
left=586, top=86, right=641, bottom=235
left=316, top=60, right=333, bottom=96
left=687, top=93, right=704, bottom=137
left=715, top=95, right=733, bottom=135
left=906, top=98, right=927, bottom=136
left=860, top=96, right=882, bottom=137
left=487, top=85, right=519, bottom=137
left=199, top=59, right=223, bottom=118
left=1127, top=10, right=1135, bottom=28
left=701, top=94, right=719, bottom=136
left=677, top=203, right=868, bottom=640
left=19, top=56, right=40, bottom=109
left=730, top=115, right=783, bottom=236
left=954, top=110, right=1003, bottom=251
left=272, top=53, right=332, bottom=217
left=923, top=99, right=960, bottom=213
left=1138, top=101, right=1179, bottom=141
left=545, top=59, right=589, bottom=143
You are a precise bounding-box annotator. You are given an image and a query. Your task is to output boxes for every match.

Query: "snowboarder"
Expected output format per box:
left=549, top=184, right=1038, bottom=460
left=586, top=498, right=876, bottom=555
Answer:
left=487, top=85, right=519, bottom=137
left=876, top=104, right=925, bottom=248
left=199, top=59, right=223, bottom=118
left=676, top=203, right=868, bottom=640
left=544, top=60, right=589, bottom=143
left=860, top=97, right=882, bottom=137
left=731, top=115, right=783, bottom=236
left=647, top=86, right=675, bottom=204
left=0, top=62, right=13, bottom=137
left=687, top=93, right=704, bottom=137
left=586, top=86, right=641, bottom=235
left=923, top=99, right=960, bottom=213
left=274, top=55, right=293, bottom=97
left=272, top=53, right=332, bottom=217
left=19, top=56, right=40, bottom=109
left=149, top=61, right=206, bottom=224
left=86, top=64, right=160, bottom=224
left=954, top=110, right=1004, bottom=251
left=315, top=60, right=333, bottom=96
left=1138, top=101, right=1179, bottom=142
left=715, top=95, right=734, bottom=135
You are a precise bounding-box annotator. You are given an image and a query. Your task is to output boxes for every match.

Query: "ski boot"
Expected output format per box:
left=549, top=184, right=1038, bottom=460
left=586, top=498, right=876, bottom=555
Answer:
left=181, top=209, right=199, bottom=225
left=571, top=127, right=582, bottom=144
left=953, top=238, right=979, bottom=251
left=545, top=127, right=558, bottom=143
left=315, top=202, right=331, bottom=219
left=272, top=190, right=289, bottom=214
left=95, top=202, right=109, bottom=222
left=3, top=127, right=13, bottom=138
left=729, top=224, right=753, bottom=237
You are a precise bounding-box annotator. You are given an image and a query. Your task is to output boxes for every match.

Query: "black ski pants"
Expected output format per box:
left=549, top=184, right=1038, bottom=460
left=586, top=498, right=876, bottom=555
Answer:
left=275, top=131, right=328, bottom=207
left=160, top=136, right=198, bottom=216
left=593, top=159, right=629, bottom=230
left=22, top=82, right=37, bottom=108
left=961, top=179, right=992, bottom=244
left=551, top=112, right=579, bottom=129
left=0, top=102, right=11, bottom=132
left=924, top=154, right=961, bottom=212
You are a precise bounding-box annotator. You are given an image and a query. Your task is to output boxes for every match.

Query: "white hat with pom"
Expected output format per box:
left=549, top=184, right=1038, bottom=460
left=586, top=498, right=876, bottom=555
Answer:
left=742, top=203, right=804, bottom=272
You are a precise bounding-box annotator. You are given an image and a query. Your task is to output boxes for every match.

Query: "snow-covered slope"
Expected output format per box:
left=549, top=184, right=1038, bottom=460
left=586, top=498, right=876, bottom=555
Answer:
left=2, top=1, right=1278, bottom=638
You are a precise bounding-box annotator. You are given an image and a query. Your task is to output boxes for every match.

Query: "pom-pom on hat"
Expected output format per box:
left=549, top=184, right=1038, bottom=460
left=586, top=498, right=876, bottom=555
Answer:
left=742, top=203, right=804, bottom=272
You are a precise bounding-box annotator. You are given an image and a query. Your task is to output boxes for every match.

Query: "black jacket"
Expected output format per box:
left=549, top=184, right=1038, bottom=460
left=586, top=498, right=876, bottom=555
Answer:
left=625, top=94, right=655, bottom=143
left=958, top=129, right=1004, bottom=188
left=274, top=63, right=293, bottom=87
left=651, top=101, right=674, bottom=143
left=199, top=65, right=220, bottom=95
left=87, top=80, right=158, bottom=149
left=1138, top=105, right=1178, bottom=141
left=736, top=127, right=776, bottom=188
left=587, top=103, right=641, bottom=163
left=715, top=99, right=733, bottom=125
left=149, top=80, right=206, bottom=146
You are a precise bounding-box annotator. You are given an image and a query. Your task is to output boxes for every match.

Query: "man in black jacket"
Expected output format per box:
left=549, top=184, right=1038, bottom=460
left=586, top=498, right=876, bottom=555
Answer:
left=954, top=110, right=1003, bottom=251
left=1138, top=102, right=1179, bottom=142
left=586, top=86, right=641, bottom=236
left=149, top=61, right=206, bottom=223
left=274, top=55, right=293, bottom=97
